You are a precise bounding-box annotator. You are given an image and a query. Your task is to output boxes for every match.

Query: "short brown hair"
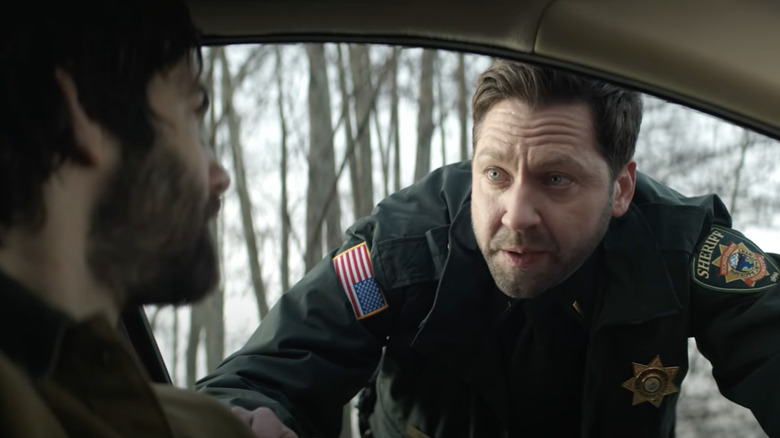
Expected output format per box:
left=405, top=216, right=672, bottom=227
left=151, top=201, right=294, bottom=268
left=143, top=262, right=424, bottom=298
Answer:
left=472, top=60, right=642, bottom=178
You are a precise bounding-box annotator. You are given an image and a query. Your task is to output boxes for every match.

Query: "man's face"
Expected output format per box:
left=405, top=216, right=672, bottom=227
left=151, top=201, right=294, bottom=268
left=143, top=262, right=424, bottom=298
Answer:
left=471, top=99, right=633, bottom=299
left=88, top=57, right=230, bottom=306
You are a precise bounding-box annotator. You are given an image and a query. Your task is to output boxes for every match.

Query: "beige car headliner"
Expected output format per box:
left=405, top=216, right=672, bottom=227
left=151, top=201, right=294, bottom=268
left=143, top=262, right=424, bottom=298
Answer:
left=187, top=0, right=780, bottom=139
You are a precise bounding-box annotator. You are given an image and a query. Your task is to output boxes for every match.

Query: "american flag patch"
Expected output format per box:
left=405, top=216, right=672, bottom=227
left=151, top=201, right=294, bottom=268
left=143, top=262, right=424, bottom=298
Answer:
left=333, top=242, right=388, bottom=319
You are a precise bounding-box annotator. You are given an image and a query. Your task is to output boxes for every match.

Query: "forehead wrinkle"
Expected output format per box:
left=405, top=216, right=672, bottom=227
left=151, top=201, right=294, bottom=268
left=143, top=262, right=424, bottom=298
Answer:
left=474, top=131, right=520, bottom=165
left=503, top=115, right=593, bottom=142
left=491, top=98, right=593, bottom=129
left=476, top=100, right=600, bottom=165
left=477, top=122, right=592, bottom=163
left=522, top=130, right=589, bottom=150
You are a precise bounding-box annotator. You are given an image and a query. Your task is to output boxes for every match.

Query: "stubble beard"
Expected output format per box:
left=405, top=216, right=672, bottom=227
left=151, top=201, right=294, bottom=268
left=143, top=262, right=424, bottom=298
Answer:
left=87, top=143, right=221, bottom=308
left=478, top=199, right=613, bottom=300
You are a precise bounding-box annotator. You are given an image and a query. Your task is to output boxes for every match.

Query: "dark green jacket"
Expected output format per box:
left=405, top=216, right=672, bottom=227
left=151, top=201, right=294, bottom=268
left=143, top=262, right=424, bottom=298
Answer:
left=197, top=161, right=780, bottom=438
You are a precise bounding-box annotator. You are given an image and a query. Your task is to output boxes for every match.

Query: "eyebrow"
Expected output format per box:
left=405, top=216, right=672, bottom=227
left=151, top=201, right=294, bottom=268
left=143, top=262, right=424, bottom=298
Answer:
left=476, top=144, right=599, bottom=177
left=474, top=145, right=512, bottom=164
left=531, top=154, right=592, bottom=175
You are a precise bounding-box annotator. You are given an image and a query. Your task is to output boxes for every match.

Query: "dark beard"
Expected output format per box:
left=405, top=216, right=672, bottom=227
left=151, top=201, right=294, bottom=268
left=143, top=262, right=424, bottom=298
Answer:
left=87, top=144, right=220, bottom=307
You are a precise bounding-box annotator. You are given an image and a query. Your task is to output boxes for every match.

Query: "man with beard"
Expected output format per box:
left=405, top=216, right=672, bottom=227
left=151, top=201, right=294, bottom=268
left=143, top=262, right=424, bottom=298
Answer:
left=198, top=61, right=780, bottom=437
left=0, top=2, right=264, bottom=437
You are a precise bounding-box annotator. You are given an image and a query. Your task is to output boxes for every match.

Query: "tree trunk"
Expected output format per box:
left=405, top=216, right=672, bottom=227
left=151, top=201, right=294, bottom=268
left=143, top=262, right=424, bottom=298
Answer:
left=339, top=45, right=362, bottom=224
left=348, top=44, right=375, bottom=219
left=276, top=47, right=291, bottom=293
left=729, top=129, right=752, bottom=213
left=391, top=49, right=401, bottom=192
left=186, top=306, right=204, bottom=389
left=219, top=49, right=270, bottom=320
left=374, top=109, right=390, bottom=198
left=436, top=56, right=448, bottom=166
left=414, top=49, right=436, bottom=181
left=305, top=44, right=340, bottom=271
left=457, top=53, right=469, bottom=161
left=379, top=49, right=400, bottom=197
left=309, top=49, right=395, bottom=266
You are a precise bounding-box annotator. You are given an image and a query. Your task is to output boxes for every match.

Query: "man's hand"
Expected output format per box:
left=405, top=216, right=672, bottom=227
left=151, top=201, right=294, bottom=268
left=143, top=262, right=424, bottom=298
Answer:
left=231, top=406, right=299, bottom=438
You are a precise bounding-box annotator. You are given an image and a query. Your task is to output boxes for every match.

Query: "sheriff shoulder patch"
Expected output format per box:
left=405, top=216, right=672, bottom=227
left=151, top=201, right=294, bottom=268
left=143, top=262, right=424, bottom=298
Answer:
left=692, top=225, right=780, bottom=292
left=333, top=242, right=388, bottom=319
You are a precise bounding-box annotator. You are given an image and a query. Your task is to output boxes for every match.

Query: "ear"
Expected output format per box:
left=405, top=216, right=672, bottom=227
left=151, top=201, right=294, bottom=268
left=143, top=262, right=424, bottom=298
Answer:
left=54, top=68, right=112, bottom=168
left=611, top=161, right=636, bottom=218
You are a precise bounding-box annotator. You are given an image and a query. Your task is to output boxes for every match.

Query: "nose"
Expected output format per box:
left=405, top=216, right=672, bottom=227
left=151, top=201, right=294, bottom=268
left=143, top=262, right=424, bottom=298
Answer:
left=501, top=181, right=541, bottom=232
left=210, top=161, right=231, bottom=196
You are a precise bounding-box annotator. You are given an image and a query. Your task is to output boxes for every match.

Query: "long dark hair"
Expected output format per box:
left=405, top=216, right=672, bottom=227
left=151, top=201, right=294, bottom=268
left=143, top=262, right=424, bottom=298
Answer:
left=0, top=0, right=201, bottom=234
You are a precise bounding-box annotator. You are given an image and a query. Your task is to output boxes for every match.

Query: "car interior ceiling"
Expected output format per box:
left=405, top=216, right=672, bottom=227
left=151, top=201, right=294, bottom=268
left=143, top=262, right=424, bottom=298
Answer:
left=186, top=0, right=780, bottom=140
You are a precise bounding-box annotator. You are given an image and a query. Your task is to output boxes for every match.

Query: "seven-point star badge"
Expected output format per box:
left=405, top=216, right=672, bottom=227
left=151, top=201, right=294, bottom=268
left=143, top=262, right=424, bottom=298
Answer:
left=621, top=355, right=679, bottom=407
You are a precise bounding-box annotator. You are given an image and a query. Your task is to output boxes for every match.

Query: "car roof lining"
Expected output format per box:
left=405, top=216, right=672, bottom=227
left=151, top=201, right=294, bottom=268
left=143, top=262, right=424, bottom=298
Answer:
left=187, top=0, right=780, bottom=141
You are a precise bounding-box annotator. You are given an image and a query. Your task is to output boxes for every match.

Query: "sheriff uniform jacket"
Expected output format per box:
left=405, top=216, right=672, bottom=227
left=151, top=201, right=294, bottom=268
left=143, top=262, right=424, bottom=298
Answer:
left=197, top=161, right=780, bottom=438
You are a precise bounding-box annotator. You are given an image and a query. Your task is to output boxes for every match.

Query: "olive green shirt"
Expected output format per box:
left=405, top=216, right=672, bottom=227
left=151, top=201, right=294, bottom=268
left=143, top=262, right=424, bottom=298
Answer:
left=0, top=271, right=255, bottom=438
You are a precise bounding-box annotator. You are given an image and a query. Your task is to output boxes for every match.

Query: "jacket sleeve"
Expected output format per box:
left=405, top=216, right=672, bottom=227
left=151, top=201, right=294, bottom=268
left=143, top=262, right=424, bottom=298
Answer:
left=195, top=162, right=470, bottom=437
left=690, top=226, right=780, bottom=436
left=195, top=243, right=390, bottom=438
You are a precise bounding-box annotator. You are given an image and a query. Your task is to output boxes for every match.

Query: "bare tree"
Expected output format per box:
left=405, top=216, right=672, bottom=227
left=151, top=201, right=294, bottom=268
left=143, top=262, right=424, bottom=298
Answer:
left=456, top=53, right=469, bottom=161
left=391, top=49, right=401, bottom=192
left=348, top=45, right=376, bottom=219
left=307, top=49, right=397, bottom=267
left=436, top=55, right=449, bottom=166
left=414, top=49, right=436, bottom=181
left=373, top=108, right=390, bottom=198
left=186, top=305, right=205, bottom=389
left=276, top=47, right=292, bottom=292
left=309, top=43, right=356, bottom=438
left=336, top=44, right=361, bottom=217
left=337, top=44, right=360, bottom=216
left=729, top=129, right=752, bottom=213
left=305, top=44, right=341, bottom=271
left=219, top=48, right=270, bottom=320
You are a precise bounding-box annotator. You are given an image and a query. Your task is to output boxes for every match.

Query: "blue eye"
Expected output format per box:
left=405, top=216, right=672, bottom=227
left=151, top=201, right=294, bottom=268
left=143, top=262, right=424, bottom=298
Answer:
left=486, top=168, right=505, bottom=181
left=548, top=175, right=573, bottom=186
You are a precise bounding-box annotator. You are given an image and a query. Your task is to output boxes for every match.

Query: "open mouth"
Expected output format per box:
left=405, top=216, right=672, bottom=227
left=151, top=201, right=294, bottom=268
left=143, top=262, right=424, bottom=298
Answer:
left=501, top=249, right=547, bottom=268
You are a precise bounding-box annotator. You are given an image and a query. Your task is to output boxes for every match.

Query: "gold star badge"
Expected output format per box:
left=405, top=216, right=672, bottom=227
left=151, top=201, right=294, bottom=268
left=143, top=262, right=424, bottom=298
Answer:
left=621, top=355, right=679, bottom=407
